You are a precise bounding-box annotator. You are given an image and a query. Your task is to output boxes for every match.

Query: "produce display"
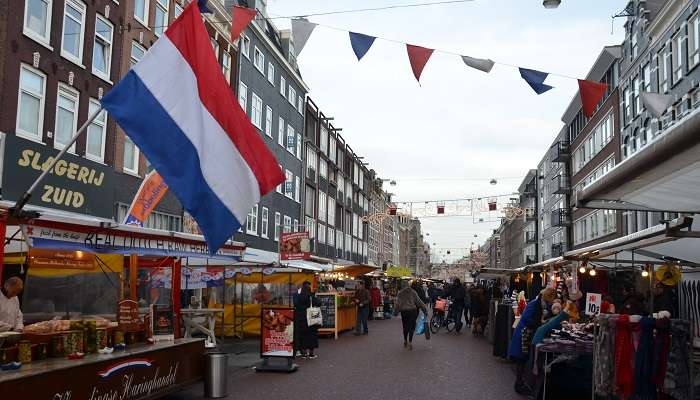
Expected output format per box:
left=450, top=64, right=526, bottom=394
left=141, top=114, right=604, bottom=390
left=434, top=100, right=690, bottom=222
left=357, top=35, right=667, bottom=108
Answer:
left=24, top=318, right=115, bottom=334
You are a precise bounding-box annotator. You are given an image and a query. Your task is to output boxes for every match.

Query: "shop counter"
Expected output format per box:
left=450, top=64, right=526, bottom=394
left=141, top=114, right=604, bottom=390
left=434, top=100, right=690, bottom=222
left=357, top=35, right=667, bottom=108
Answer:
left=316, top=292, right=358, bottom=339
left=0, top=338, right=205, bottom=399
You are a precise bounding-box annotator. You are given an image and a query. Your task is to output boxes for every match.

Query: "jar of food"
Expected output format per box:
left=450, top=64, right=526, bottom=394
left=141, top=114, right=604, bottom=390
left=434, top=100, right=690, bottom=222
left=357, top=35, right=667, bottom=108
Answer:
left=113, top=330, right=125, bottom=346
left=35, top=343, right=47, bottom=360
left=96, top=329, right=108, bottom=349
left=49, top=335, right=66, bottom=357
left=18, top=340, right=32, bottom=363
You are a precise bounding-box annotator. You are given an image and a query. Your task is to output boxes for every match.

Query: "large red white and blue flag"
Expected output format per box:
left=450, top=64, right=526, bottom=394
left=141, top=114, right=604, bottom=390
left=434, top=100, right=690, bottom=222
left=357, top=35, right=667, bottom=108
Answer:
left=101, top=2, right=284, bottom=252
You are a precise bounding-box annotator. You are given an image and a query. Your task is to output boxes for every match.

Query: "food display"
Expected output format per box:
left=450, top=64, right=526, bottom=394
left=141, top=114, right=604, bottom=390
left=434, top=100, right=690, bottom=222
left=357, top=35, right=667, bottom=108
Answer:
left=18, top=341, right=31, bottom=364
left=262, top=309, right=293, bottom=333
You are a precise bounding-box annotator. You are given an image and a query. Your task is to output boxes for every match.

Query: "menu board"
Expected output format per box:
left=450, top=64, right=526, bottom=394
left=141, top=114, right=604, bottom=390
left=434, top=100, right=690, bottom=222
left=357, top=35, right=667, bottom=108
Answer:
left=117, top=299, right=141, bottom=332
left=260, top=307, right=294, bottom=358
left=317, top=294, right=336, bottom=329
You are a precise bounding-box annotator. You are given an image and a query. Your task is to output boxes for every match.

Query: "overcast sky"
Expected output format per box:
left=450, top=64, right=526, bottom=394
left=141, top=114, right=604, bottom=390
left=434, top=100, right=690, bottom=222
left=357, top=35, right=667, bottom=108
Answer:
left=266, top=0, right=627, bottom=262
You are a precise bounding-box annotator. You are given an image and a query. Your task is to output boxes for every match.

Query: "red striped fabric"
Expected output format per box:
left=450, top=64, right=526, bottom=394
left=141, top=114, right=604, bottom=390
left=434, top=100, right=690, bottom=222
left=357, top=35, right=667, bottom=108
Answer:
left=165, top=3, right=284, bottom=195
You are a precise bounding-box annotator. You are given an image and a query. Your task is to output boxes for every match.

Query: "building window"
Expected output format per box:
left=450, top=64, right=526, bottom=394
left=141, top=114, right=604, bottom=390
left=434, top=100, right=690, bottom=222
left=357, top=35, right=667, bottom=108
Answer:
left=285, top=170, right=293, bottom=198
left=297, top=96, right=304, bottom=114
left=55, top=84, right=79, bottom=151
left=319, top=159, right=327, bottom=179
left=278, top=117, right=285, bottom=147
left=295, top=176, right=301, bottom=202
left=327, top=227, right=335, bottom=247
left=16, top=65, right=46, bottom=141
left=632, top=76, right=640, bottom=116
left=123, top=136, right=139, bottom=174
left=293, top=219, right=299, bottom=233
left=296, top=134, right=302, bottom=159
left=24, top=0, right=53, bottom=45
left=222, top=51, right=231, bottom=83
left=241, top=34, right=250, bottom=58
left=267, top=62, right=275, bottom=85
left=280, top=76, right=286, bottom=97
left=253, top=46, right=265, bottom=73
left=318, top=191, right=327, bottom=222
left=286, top=125, right=295, bottom=153
left=320, top=126, right=328, bottom=155
left=86, top=99, right=106, bottom=162
left=328, top=196, right=335, bottom=226
left=92, top=15, right=113, bottom=79
left=260, top=207, right=269, bottom=238
left=154, top=0, right=169, bottom=36
left=251, top=93, right=263, bottom=129
left=117, top=204, right=182, bottom=231
left=238, top=82, right=248, bottom=112
left=658, top=48, right=668, bottom=93
left=690, top=14, right=700, bottom=68
left=672, top=33, right=684, bottom=84
left=134, top=0, right=149, bottom=26
left=318, top=223, right=326, bottom=244
left=246, top=204, right=258, bottom=235
left=130, top=41, right=146, bottom=67
left=329, top=137, right=337, bottom=163
left=305, top=217, right=315, bottom=238
left=288, top=86, right=296, bottom=105
left=265, top=106, right=273, bottom=137
left=305, top=186, right=315, bottom=217
left=61, top=0, right=86, bottom=64
left=210, top=38, right=219, bottom=60
left=642, top=63, right=651, bottom=94
left=174, top=3, right=184, bottom=17
left=274, top=212, right=281, bottom=241
left=630, top=26, right=638, bottom=60
left=283, top=216, right=292, bottom=233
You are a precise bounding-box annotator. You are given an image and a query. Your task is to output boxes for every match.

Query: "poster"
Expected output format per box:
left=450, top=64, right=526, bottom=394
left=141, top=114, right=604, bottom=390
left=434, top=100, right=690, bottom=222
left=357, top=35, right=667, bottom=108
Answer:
left=260, top=307, right=294, bottom=357
left=279, top=232, right=311, bottom=261
left=585, top=293, right=601, bottom=316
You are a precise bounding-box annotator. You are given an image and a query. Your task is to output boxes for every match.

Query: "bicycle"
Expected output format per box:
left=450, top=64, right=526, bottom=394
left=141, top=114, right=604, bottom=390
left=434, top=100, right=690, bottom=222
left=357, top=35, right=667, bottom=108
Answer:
left=430, top=299, right=456, bottom=333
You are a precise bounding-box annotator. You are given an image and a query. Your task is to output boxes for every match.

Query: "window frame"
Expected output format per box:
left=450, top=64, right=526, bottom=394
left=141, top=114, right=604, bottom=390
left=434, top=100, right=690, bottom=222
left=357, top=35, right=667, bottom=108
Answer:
left=274, top=212, right=281, bottom=241
left=246, top=204, right=259, bottom=235
left=672, top=32, right=684, bottom=85
left=251, top=92, right=263, bottom=129
left=222, top=51, right=232, bottom=83
left=283, top=215, right=292, bottom=233
left=153, top=0, right=169, bottom=37
left=133, top=0, right=150, bottom=28
left=288, top=86, right=296, bottom=105
left=86, top=98, right=107, bottom=162
left=241, top=34, right=250, bottom=59
left=267, top=62, right=275, bottom=85
left=265, top=105, right=273, bottom=137
left=253, top=46, right=265, bottom=73
left=92, top=14, right=114, bottom=81
left=23, top=0, right=53, bottom=46
left=123, top=135, right=140, bottom=175
left=295, top=176, right=301, bottom=202
left=280, top=76, right=286, bottom=97
left=286, top=124, right=295, bottom=154
left=130, top=41, right=146, bottom=68
left=278, top=117, right=285, bottom=147
left=238, top=82, right=248, bottom=112
left=16, top=64, right=47, bottom=142
left=691, top=14, right=700, bottom=69
left=54, top=83, right=80, bottom=153
left=284, top=169, right=294, bottom=199
left=60, top=0, right=87, bottom=65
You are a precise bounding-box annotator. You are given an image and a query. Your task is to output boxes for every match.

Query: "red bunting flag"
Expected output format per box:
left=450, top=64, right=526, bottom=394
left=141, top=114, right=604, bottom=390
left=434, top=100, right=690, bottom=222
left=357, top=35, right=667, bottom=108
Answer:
left=406, top=44, right=434, bottom=83
left=231, top=5, right=257, bottom=42
left=578, top=79, right=608, bottom=118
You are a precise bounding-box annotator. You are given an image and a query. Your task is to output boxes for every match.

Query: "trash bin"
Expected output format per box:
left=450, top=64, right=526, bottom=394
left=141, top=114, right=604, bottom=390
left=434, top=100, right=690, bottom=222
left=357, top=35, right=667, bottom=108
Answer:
left=204, top=352, right=228, bottom=398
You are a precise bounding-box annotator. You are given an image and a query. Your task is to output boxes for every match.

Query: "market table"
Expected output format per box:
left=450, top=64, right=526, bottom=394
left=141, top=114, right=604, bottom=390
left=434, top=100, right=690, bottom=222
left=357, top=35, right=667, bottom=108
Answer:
left=0, top=338, right=205, bottom=399
left=181, top=308, right=225, bottom=346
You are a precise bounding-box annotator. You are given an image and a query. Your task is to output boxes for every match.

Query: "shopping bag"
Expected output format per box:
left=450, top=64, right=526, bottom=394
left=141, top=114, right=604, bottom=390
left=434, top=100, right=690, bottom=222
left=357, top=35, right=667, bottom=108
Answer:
left=416, top=311, right=426, bottom=335
left=307, top=306, right=323, bottom=327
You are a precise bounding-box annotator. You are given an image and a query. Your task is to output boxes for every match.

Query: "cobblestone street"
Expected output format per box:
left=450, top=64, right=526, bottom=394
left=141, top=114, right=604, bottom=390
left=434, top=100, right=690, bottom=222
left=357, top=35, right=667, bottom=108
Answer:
left=168, top=317, right=524, bottom=400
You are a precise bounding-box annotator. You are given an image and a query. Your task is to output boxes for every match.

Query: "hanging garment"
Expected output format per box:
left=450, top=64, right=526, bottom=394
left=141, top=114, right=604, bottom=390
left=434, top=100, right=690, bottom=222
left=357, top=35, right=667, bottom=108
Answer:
left=615, top=315, right=635, bottom=399
left=633, top=317, right=656, bottom=399
left=652, top=317, right=671, bottom=389
left=663, top=320, right=692, bottom=400
left=595, top=314, right=618, bottom=397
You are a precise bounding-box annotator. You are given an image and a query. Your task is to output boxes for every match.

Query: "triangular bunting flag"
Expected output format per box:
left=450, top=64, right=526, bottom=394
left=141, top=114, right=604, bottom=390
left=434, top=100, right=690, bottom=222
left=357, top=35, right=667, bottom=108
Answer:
left=406, top=44, right=434, bottom=83
left=231, top=5, right=257, bottom=42
left=291, top=18, right=317, bottom=56
left=197, top=0, right=212, bottom=14
left=519, top=68, right=553, bottom=94
left=640, top=91, right=673, bottom=118
left=578, top=79, right=608, bottom=118
left=461, top=55, right=494, bottom=73
left=349, top=32, right=376, bottom=61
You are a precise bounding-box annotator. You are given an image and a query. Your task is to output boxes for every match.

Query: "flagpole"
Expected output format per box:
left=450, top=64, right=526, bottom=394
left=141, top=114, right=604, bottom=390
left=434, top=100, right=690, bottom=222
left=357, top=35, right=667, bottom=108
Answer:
left=10, top=106, right=104, bottom=218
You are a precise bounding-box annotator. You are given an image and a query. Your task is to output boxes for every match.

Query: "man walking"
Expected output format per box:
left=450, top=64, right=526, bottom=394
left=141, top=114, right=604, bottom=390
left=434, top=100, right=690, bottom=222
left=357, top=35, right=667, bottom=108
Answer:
left=448, top=278, right=466, bottom=333
left=353, top=281, right=371, bottom=335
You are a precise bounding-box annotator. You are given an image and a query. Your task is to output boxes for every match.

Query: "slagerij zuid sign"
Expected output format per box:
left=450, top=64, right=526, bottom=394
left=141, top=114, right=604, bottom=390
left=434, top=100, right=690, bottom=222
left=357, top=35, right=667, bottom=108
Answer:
left=2, top=133, right=114, bottom=217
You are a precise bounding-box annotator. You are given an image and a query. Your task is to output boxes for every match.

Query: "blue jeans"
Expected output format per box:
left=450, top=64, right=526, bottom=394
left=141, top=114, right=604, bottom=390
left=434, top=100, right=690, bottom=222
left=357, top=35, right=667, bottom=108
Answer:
left=356, top=307, right=369, bottom=333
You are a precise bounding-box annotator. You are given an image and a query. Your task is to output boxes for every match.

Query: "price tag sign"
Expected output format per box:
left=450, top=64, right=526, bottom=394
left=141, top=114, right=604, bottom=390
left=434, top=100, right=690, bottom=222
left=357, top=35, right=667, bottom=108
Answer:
left=585, top=292, right=601, bottom=316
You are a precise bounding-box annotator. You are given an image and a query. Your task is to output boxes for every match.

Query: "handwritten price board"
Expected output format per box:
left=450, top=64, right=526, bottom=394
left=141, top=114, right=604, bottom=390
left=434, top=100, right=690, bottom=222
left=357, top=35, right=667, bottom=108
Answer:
left=585, top=293, right=601, bottom=316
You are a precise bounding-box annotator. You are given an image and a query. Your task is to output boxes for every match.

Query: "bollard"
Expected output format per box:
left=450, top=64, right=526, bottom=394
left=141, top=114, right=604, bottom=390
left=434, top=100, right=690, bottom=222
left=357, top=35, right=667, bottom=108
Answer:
left=204, top=352, right=228, bottom=398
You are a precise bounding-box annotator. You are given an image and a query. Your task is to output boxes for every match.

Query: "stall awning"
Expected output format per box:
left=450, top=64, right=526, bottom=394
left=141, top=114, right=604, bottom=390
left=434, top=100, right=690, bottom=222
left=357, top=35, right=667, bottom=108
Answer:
left=563, top=216, right=700, bottom=268
left=333, top=264, right=378, bottom=278
left=521, top=256, right=570, bottom=271
left=576, top=108, right=700, bottom=213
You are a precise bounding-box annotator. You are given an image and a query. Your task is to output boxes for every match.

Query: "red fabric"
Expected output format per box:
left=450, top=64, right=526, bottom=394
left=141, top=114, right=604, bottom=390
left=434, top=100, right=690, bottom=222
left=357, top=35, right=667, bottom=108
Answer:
left=578, top=79, right=608, bottom=118
left=230, top=6, right=257, bottom=42
left=370, top=287, right=381, bottom=308
left=166, top=4, right=285, bottom=195
left=615, top=315, right=635, bottom=399
left=406, top=44, right=434, bottom=83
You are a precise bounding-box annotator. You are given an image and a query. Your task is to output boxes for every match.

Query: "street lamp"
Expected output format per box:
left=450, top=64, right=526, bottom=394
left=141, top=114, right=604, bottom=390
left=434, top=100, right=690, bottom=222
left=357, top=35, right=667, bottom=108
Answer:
left=543, top=0, right=561, bottom=9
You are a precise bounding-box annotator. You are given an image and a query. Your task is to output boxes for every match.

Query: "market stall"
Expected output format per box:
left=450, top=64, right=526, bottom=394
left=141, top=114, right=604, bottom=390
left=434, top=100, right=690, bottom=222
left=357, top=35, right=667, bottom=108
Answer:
left=0, top=203, right=244, bottom=398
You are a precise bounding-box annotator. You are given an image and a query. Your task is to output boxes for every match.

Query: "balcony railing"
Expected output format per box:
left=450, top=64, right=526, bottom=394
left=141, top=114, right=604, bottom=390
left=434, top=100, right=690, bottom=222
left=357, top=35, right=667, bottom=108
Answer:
left=550, top=208, right=571, bottom=227
left=550, top=140, right=570, bottom=163
left=550, top=175, right=571, bottom=195
left=525, top=231, right=537, bottom=243
left=551, top=242, right=567, bottom=257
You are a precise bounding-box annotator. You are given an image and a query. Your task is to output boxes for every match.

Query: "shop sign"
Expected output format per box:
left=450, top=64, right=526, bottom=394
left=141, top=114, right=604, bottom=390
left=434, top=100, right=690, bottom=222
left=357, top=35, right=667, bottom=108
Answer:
left=260, top=307, right=294, bottom=358
left=21, top=222, right=244, bottom=260
left=2, top=133, right=115, bottom=218
left=279, top=232, right=311, bottom=261
left=0, top=340, right=204, bottom=399
left=29, top=248, right=95, bottom=270
left=585, top=292, right=602, bottom=316
left=117, top=299, right=142, bottom=332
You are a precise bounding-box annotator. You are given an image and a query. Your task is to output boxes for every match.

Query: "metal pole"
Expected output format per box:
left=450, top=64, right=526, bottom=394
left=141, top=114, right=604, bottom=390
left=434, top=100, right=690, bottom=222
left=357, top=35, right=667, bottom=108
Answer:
left=11, top=106, right=104, bottom=217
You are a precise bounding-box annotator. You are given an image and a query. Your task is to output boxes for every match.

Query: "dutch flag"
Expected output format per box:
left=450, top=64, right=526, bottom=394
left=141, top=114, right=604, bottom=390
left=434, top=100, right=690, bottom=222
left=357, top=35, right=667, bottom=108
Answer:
left=102, top=2, right=285, bottom=252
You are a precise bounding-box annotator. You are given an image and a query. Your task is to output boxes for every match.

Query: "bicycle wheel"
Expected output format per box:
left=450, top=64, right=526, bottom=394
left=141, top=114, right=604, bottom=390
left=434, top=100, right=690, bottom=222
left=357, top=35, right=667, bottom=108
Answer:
left=430, top=314, right=442, bottom=334
left=445, top=318, right=456, bottom=332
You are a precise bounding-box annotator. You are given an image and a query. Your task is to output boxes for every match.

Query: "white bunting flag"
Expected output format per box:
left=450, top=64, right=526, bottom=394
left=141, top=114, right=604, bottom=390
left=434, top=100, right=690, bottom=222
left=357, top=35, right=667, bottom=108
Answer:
left=291, top=18, right=317, bottom=56
left=641, top=91, right=673, bottom=118
left=461, top=55, right=495, bottom=73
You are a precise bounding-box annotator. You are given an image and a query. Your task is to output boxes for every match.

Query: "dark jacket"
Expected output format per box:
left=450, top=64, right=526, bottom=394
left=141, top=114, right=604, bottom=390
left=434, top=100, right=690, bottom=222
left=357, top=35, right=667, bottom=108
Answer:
left=353, top=287, right=371, bottom=308
left=450, top=284, right=466, bottom=303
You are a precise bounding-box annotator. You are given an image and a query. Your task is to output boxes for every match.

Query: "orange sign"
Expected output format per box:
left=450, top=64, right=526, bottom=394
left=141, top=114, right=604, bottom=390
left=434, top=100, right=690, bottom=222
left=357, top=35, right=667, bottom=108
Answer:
left=29, top=248, right=95, bottom=270
left=124, top=170, right=169, bottom=226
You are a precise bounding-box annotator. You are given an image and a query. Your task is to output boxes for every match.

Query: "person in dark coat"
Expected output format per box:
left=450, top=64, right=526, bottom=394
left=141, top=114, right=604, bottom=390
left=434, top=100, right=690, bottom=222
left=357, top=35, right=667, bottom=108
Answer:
left=293, top=281, right=319, bottom=359
left=449, top=278, right=466, bottom=333
left=411, top=281, right=428, bottom=305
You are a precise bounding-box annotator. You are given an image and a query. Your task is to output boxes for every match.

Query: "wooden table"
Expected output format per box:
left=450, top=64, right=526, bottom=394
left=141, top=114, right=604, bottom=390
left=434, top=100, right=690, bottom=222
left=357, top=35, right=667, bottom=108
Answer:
left=181, top=308, right=225, bottom=346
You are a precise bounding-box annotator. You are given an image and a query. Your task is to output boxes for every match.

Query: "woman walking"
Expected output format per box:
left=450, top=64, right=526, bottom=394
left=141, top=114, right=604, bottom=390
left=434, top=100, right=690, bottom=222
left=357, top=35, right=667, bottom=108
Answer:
left=395, top=280, right=428, bottom=350
left=293, top=281, right=319, bottom=359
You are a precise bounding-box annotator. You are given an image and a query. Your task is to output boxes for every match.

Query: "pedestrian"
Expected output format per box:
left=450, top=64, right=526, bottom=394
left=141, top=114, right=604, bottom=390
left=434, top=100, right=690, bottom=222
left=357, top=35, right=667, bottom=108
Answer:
left=394, top=280, right=428, bottom=350
left=463, top=283, right=472, bottom=327
left=427, top=283, right=437, bottom=309
left=411, top=281, right=428, bottom=304
left=448, top=278, right=466, bottom=333
left=353, top=281, right=371, bottom=335
left=293, top=281, right=319, bottom=359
